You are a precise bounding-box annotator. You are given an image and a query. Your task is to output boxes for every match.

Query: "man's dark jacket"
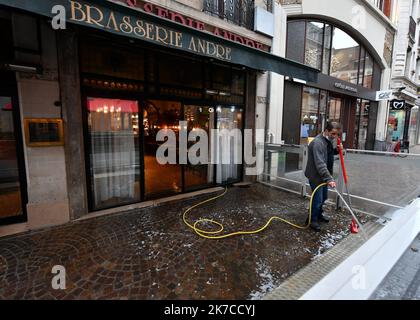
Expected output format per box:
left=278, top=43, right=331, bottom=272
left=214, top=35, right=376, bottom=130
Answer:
left=305, top=134, right=339, bottom=186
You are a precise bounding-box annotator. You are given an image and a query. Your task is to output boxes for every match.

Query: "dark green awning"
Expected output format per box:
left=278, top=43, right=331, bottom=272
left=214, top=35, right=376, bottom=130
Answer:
left=0, top=0, right=319, bottom=82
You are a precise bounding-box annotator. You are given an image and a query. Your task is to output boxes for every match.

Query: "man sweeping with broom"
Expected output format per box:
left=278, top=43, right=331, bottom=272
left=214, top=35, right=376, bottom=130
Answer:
left=305, top=122, right=343, bottom=232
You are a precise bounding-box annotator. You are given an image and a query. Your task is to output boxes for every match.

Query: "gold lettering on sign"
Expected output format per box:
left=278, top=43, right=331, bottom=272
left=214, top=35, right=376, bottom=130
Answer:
left=197, top=39, right=205, bottom=54
left=225, top=47, right=232, bottom=61
left=106, top=11, right=119, bottom=31
left=206, top=41, right=216, bottom=56
left=120, top=16, right=134, bottom=34
left=68, top=1, right=229, bottom=60
left=134, top=20, right=146, bottom=37
left=216, top=44, right=225, bottom=60
left=70, top=0, right=86, bottom=22
left=188, top=37, right=197, bottom=52
left=156, top=26, right=168, bottom=45
left=145, top=23, right=154, bottom=40
left=85, top=5, right=104, bottom=27
left=175, top=32, right=182, bottom=48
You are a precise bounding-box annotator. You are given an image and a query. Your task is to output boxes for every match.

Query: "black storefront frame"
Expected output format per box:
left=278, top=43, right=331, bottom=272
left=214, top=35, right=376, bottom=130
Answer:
left=0, top=73, right=29, bottom=226
left=82, top=90, right=246, bottom=212
left=296, top=82, right=375, bottom=149
left=79, top=36, right=247, bottom=212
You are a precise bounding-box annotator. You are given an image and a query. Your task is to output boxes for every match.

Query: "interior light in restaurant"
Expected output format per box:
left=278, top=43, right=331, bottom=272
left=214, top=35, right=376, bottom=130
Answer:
left=205, top=89, right=218, bottom=95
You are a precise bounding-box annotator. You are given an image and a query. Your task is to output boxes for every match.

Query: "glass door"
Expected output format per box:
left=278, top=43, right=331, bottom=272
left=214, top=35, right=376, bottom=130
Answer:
left=328, top=95, right=356, bottom=148
left=0, top=95, right=26, bottom=222
left=143, top=100, right=182, bottom=199
left=183, top=105, right=214, bottom=191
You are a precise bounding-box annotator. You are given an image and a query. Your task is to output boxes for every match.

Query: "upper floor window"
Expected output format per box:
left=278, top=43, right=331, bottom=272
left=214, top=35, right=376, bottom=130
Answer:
left=203, top=0, right=254, bottom=30
left=286, top=19, right=376, bottom=89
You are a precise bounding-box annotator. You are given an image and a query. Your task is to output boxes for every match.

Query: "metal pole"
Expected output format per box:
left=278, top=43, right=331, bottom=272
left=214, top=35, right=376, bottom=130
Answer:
left=335, top=188, right=369, bottom=241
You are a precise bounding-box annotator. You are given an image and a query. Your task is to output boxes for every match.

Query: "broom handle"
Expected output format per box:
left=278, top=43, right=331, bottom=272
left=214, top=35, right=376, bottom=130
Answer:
left=336, top=138, right=368, bottom=239
left=337, top=138, right=348, bottom=184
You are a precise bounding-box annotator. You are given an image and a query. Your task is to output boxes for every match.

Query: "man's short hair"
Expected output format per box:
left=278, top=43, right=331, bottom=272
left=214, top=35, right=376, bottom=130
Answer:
left=325, top=122, right=342, bottom=132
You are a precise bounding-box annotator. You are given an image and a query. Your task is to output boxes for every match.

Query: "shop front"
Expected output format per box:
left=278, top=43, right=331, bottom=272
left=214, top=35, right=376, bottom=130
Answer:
left=283, top=19, right=382, bottom=151
left=0, top=0, right=318, bottom=227
left=78, top=31, right=248, bottom=210
left=386, top=99, right=415, bottom=149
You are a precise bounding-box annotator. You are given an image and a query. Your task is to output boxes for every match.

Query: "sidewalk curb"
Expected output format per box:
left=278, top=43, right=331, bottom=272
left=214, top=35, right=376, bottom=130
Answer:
left=263, top=198, right=420, bottom=300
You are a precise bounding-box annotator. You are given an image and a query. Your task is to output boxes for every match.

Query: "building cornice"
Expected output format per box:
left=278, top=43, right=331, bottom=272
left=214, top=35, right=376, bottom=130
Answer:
left=392, top=75, right=420, bottom=89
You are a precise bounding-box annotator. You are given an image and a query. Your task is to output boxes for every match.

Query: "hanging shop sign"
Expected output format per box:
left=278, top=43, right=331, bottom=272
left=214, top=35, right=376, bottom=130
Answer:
left=0, top=0, right=318, bottom=82
left=111, top=0, right=269, bottom=51
left=376, top=89, right=394, bottom=101
left=390, top=100, right=406, bottom=110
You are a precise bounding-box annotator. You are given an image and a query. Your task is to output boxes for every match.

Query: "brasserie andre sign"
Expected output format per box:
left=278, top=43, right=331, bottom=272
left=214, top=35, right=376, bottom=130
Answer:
left=0, top=0, right=319, bottom=82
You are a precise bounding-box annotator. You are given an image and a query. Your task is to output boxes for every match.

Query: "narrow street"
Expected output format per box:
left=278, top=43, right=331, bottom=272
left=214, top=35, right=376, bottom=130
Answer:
left=0, top=184, right=361, bottom=300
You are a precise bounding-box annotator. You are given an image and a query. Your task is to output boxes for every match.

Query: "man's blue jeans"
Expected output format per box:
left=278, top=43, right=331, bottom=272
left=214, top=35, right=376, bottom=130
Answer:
left=309, top=182, right=328, bottom=223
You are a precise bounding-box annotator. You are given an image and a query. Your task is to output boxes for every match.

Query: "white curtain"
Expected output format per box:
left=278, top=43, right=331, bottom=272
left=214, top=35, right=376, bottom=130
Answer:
left=91, top=112, right=136, bottom=208
left=216, top=108, right=242, bottom=184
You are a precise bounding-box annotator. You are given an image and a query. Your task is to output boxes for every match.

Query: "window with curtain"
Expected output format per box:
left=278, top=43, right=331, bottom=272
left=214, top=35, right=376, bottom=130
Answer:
left=87, top=98, right=141, bottom=210
left=215, top=107, right=243, bottom=184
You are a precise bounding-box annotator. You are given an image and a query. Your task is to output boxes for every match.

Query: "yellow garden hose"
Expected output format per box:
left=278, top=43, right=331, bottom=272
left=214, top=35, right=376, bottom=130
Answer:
left=183, top=183, right=328, bottom=239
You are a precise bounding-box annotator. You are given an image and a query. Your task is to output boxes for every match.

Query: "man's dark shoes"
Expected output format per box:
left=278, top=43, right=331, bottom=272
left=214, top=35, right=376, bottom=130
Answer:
left=310, top=221, right=321, bottom=232
left=318, top=214, right=330, bottom=223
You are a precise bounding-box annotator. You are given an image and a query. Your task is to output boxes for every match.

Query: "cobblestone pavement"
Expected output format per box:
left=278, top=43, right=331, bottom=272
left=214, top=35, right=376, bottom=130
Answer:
left=371, top=233, right=420, bottom=300
left=0, top=183, right=364, bottom=300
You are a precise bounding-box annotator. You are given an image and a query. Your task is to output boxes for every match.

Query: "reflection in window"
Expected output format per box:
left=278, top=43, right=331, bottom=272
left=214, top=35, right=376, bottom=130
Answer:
left=287, top=20, right=376, bottom=87
left=330, top=28, right=360, bottom=84
left=363, top=53, right=373, bottom=89
left=300, top=86, right=320, bottom=144
left=87, top=98, right=141, bottom=210
left=159, top=53, right=202, bottom=88
left=358, top=47, right=366, bottom=86
left=0, top=96, right=23, bottom=219
left=305, top=22, right=324, bottom=70
left=319, top=90, right=328, bottom=132
left=323, top=25, right=332, bottom=74
left=328, top=96, right=342, bottom=123
left=355, top=99, right=370, bottom=149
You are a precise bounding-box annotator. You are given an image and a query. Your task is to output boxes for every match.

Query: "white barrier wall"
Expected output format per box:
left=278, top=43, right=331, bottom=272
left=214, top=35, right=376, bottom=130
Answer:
left=301, top=198, right=420, bottom=300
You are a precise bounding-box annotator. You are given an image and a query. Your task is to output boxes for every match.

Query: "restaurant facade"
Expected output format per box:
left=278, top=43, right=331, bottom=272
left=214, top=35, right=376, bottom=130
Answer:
left=0, top=0, right=319, bottom=233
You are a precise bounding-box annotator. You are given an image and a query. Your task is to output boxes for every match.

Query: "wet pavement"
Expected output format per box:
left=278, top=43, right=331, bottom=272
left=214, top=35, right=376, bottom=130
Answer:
left=0, top=183, right=366, bottom=300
